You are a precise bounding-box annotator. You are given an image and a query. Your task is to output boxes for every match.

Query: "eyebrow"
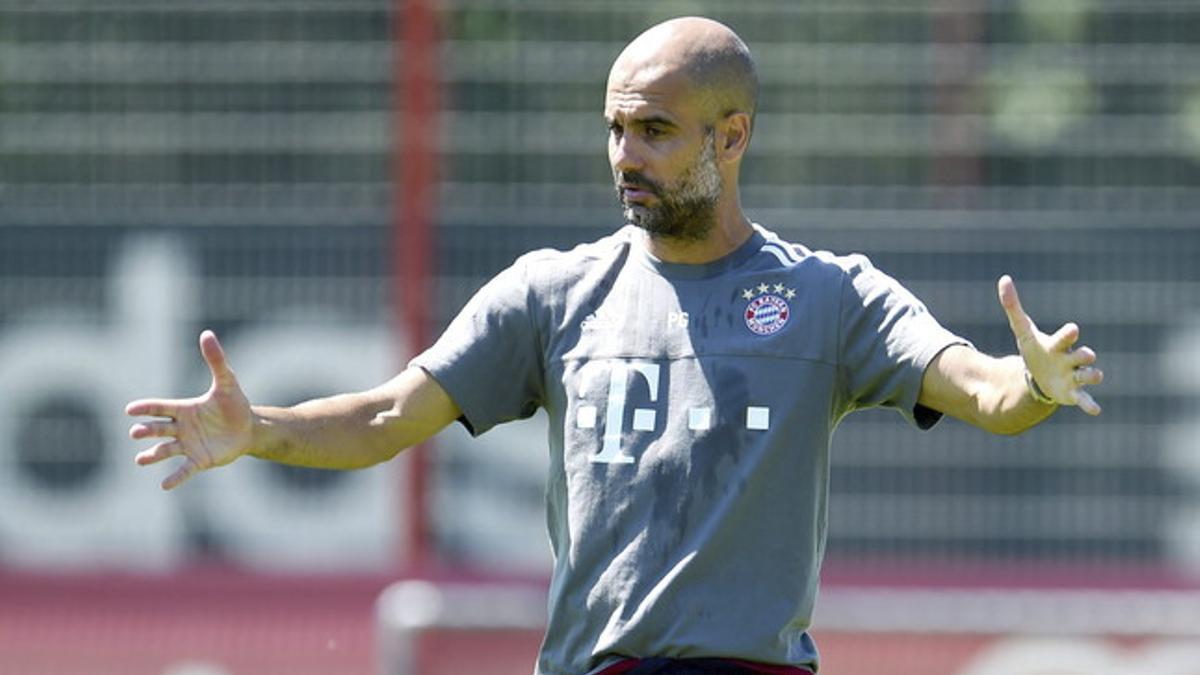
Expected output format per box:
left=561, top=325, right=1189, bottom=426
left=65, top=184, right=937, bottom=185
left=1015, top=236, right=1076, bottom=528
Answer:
left=605, top=115, right=680, bottom=129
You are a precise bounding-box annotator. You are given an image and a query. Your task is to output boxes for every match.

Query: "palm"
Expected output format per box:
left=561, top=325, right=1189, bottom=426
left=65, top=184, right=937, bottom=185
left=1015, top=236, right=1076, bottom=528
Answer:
left=127, top=330, right=254, bottom=489
left=180, top=377, right=252, bottom=466
left=998, top=275, right=1103, bottom=415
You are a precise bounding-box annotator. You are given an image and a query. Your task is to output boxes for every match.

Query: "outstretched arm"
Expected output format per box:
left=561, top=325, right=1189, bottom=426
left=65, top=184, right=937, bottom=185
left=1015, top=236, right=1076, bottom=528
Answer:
left=127, top=330, right=461, bottom=490
left=918, top=275, right=1103, bottom=435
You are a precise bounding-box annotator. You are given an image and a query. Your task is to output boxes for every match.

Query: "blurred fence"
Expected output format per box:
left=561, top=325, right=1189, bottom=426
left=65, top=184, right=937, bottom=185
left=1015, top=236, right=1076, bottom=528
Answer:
left=0, top=2, right=405, bottom=575
left=0, top=0, right=1199, bottom=673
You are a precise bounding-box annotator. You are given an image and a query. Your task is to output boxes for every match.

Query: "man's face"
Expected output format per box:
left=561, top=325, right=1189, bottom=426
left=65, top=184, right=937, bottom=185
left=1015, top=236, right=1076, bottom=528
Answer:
left=605, top=67, right=723, bottom=242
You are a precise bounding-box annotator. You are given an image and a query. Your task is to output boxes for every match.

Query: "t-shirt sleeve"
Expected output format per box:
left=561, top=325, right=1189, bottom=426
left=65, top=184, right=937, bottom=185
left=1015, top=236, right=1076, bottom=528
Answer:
left=408, top=257, right=545, bottom=436
left=837, top=255, right=969, bottom=429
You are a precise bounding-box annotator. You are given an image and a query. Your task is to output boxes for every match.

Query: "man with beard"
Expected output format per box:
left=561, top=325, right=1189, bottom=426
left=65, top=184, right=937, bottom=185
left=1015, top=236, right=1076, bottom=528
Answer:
left=127, top=17, right=1103, bottom=675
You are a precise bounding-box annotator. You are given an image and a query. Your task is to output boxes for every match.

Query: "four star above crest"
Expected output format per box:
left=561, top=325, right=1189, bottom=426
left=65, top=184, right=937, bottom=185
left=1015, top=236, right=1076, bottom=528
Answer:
left=742, top=283, right=798, bottom=300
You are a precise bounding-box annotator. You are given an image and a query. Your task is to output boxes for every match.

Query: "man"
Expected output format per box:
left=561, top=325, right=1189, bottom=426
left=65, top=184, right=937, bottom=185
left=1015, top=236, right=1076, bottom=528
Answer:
left=127, top=17, right=1103, bottom=675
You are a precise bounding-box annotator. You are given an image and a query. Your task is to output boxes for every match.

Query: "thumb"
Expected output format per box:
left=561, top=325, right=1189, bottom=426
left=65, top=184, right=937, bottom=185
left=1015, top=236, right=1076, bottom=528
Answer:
left=199, top=329, right=236, bottom=386
left=998, top=274, right=1036, bottom=344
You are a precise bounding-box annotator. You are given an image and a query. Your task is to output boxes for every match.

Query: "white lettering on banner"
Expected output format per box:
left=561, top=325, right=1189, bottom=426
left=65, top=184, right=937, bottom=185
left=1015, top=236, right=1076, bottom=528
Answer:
left=0, top=237, right=189, bottom=570
left=956, top=637, right=1200, bottom=675
left=1162, top=318, right=1200, bottom=575
left=0, top=235, right=404, bottom=571
left=199, top=314, right=402, bottom=572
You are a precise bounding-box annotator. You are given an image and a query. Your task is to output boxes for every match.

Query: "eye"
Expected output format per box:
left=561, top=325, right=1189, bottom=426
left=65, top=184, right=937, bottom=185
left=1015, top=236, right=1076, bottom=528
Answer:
left=606, top=121, right=623, bottom=138
left=644, top=125, right=665, bottom=138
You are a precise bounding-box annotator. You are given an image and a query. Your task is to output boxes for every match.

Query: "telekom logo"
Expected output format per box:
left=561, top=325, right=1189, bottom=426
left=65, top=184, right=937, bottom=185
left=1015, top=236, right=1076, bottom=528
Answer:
left=577, top=361, right=661, bottom=464
left=575, top=359, right=770, bottom=464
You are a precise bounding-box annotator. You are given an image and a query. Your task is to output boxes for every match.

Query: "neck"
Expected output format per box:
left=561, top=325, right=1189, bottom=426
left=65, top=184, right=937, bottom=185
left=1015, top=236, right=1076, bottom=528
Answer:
left=641, top=202, right=753, bottom=265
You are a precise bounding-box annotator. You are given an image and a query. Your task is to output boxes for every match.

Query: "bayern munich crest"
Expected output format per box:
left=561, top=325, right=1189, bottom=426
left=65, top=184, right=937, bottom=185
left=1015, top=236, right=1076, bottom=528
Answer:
left=742, top=282, right=795, bottom=336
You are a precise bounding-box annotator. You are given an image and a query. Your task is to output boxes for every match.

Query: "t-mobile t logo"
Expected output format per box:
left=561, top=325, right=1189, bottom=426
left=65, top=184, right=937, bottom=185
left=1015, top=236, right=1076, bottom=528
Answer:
left=577, top=361, right=660, bottom=464
left=575, top=359, right=770, bottom=465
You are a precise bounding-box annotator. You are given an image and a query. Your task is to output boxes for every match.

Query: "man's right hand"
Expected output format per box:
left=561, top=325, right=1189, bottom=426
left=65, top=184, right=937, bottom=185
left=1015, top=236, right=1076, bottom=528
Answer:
left=126, top=330, right=254, bottom=490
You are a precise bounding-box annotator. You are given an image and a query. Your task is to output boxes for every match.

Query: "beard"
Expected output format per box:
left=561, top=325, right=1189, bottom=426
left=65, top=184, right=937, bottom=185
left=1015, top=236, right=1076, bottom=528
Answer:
left=615, top=131, right=721, bottom=243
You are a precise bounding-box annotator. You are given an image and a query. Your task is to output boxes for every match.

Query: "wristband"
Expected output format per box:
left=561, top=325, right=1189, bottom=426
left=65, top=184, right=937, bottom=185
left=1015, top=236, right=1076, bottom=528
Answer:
left=1025, top=369, right=1055, bottom=405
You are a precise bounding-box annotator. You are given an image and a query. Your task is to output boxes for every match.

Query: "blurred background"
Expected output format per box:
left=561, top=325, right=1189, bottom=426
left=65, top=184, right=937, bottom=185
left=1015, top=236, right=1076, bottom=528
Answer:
left=1, top=1, right=1198, bottom=673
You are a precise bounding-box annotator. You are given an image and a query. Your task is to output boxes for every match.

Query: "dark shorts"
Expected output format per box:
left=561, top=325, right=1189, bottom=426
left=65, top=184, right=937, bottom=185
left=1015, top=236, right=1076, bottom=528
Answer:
left=596, top=657, right=815, bottom=675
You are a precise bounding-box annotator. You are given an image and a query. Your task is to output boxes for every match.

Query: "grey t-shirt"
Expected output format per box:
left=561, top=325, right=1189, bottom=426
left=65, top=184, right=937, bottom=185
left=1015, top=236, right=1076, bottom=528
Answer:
left=411, top=224, right=966, bottom=674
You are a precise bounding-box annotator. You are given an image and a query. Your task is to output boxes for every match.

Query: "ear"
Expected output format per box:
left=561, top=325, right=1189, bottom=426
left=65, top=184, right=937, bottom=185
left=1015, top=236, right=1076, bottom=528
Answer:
left=717, top=111, right=752, bottom=163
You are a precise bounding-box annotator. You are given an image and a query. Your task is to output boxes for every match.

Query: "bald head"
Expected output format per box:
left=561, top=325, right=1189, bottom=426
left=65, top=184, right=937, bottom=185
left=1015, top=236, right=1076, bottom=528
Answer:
left=608, top=17, right=758, bottom=127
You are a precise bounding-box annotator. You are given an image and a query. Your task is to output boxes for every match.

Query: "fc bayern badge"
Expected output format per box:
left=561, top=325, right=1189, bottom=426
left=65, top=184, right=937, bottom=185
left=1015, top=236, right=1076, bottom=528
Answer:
left=744, top=293, right=791, bottom=335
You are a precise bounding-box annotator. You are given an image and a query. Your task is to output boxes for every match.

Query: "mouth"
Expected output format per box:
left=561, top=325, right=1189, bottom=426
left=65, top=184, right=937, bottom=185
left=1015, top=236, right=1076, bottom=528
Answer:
left=619, top=184, right=656, bottom=202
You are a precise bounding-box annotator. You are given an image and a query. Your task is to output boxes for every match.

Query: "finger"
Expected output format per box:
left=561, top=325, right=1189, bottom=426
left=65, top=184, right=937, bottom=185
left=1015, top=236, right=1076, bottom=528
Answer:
left=125, top=396, right=178, bottom=417
left=1051, top=322, right=1080, bottom=352
left=1069, top=346, right=1097, bottom=368
left=162, top=458, right=201, bottom=491
left=997, top=275, right=1036, bottom=344
left=135, top=440, right=183, bottom=466
left=1074, top=388, right=1102, bottom=416
left=1074, top=366, right=1104, bottom=387
left=129, top=420, right=177, bottom=440
left=125, top=399, right=180, bottom=419
left=199, top=330, right=236, bottom=387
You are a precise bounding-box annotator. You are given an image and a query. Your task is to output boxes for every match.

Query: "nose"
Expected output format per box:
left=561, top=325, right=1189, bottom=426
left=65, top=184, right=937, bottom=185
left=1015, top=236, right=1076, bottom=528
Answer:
left=609, top=133, right=642, bottom=175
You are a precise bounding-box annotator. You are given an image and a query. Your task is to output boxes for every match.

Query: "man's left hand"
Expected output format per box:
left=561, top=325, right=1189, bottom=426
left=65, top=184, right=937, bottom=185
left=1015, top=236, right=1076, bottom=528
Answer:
left=998, top=274, right=1104, bottom=415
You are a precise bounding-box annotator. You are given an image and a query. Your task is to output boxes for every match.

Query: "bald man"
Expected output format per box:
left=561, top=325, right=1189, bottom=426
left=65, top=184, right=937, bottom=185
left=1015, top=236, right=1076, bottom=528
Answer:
left=128, top=17, right=1103, bottom=675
